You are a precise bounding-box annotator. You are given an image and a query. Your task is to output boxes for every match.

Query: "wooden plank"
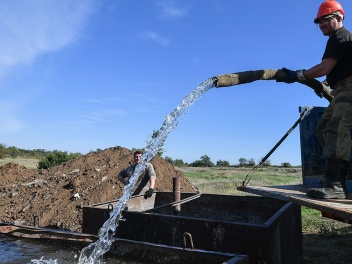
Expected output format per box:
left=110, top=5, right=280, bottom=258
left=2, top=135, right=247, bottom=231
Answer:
left=240, top=185, right=352, bottom=223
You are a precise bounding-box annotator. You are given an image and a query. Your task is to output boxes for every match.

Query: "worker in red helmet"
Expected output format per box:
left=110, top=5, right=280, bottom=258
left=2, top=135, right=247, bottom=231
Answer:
left=277, top=0, right=352, bottom=199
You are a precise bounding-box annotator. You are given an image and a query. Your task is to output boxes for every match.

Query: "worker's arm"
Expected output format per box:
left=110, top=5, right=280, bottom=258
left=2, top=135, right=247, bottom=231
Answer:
left=144, top=163, right=156, bottom=199
left=303, top=57, right=337, bottom=79
left=277, top=57, right=337, bottom=83
left=118, top=175, right=127, bottom=185
left=118, top=168, right=130, bottom=185
left=149, top=177, right=155, bottom=189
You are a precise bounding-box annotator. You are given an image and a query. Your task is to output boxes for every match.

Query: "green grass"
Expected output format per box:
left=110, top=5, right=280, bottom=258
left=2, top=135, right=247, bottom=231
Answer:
left=302, top=206, right=352, bottom=236
left=0, top=157, right=39, bottom=169
left=181, top=166, right=302, bottom=195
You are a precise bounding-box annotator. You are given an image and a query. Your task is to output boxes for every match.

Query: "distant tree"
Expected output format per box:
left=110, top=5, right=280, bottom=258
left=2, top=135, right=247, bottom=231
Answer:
left=200, top=155, right=214, bottom=167
left=30, top=149, right=48, bottom=159
left=261, top=159, right=271, bottom=166
left=7, top=146, right=22, bottom=158
left=248, top=158, right=256, bottom=166
left=281, top=162, right=292, bottom=168
left=174, top=159, right=187, bottom=167
left=145, top=130, right=164, bottom=156
left=216, top=159, right=230, bottom=167
left=190, top=155, right=214, bottom=167
left=0, top=143, right=7, bottom=159
left=164, top=156, right=174, bottom=165
left=238, top=158, right=247, bottom=167
left=89, top=148, right=103, bottom=154
left=131, top=147, right=139, bottom=153
left=163, top=156, right=187, bottom=167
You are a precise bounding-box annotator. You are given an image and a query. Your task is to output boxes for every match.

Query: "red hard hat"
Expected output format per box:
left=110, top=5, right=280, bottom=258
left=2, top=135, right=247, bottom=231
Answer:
left=314, top=0, right=345, bottom=23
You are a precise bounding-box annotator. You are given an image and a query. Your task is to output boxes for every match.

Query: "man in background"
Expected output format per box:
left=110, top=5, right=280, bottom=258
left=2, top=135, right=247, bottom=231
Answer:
left=118, top=150, right=156, bottom=199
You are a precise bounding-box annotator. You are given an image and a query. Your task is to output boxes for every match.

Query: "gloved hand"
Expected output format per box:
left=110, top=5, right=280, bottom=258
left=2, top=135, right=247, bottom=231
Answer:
left=314, top=89, right=323, bottom=98
left=276, top=68, right=299, bottom=83
left=144, top=188, right=154, bottom=199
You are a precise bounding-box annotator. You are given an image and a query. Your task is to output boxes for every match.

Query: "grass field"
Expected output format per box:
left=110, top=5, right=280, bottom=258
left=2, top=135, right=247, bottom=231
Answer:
left=0, top=157, right=39, bottom=169
left=180, top=166, right=302, bottom=194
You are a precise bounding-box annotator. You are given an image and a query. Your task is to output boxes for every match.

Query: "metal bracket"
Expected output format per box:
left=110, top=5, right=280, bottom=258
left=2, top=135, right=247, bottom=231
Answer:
left=183, top=232, right=194, bottom=250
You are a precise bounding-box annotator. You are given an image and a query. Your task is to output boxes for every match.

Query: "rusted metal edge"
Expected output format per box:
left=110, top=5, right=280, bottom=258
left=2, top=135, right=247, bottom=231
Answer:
left=0, top=223, right=97, bottom=242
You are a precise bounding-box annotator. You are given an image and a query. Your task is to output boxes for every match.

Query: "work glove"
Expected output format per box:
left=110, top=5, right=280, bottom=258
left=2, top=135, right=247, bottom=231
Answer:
left=276, top=68, right=306, bottom=84
left=314, top=89, right=323, bottom=98
left=144, top=188, right=154, bottom=199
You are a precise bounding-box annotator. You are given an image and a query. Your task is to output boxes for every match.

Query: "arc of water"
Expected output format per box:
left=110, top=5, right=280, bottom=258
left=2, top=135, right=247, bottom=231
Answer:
left=77, top=77, right=216, bottom=264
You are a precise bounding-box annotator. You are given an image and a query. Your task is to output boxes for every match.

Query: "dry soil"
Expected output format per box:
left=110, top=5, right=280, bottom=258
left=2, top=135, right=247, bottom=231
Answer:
left=0, top=146, right=197, bottom=232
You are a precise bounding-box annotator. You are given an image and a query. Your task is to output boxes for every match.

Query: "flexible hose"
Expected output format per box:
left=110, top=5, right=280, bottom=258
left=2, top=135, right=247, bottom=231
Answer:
left=213, top=69, right=333, bottom=102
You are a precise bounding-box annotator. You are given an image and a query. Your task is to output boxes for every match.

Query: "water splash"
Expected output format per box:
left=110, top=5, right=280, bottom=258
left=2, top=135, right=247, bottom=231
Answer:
left=31, top=77, right=215, bottom=264
left=30, top=257, right=58, bottom=264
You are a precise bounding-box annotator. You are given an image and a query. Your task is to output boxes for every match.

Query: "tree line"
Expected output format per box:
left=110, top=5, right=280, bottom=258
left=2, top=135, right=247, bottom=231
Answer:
left=145, top=131, right=293, bottom=168
left=0, top=143, right=293, bottom=169
left=164, top=154, right=293, bottom=168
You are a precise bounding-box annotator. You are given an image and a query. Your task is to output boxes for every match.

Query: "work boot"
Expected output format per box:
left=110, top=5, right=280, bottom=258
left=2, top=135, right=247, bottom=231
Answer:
left=306, top=159, right=348, bottom=199
left=337, top=159, right=349, bottom=182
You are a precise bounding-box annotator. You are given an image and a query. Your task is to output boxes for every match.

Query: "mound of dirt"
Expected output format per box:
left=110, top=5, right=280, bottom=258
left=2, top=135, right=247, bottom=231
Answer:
left=0, top=146, right=197, bottom=232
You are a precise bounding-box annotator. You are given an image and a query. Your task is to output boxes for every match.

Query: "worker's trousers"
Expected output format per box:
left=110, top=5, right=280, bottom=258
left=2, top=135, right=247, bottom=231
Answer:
left=316, top=80, right=352, bottom=162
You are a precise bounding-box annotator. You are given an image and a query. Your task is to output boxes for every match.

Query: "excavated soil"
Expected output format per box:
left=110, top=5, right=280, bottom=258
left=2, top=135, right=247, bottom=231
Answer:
left=0, top=146, right=197, bottom=232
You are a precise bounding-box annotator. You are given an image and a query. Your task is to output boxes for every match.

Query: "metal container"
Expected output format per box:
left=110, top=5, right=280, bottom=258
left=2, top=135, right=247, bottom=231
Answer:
left=83, top=192, right=302, bottom=264
left=298, top=106, right=326, bottom=182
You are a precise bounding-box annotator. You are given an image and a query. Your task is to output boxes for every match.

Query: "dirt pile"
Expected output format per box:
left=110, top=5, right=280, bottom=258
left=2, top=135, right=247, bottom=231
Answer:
left=0, top=146, right=197, bottom=232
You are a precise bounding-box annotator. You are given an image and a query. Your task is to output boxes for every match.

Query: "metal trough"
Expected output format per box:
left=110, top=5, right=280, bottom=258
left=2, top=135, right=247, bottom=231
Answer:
left=83, top=192, right=302, bottom=264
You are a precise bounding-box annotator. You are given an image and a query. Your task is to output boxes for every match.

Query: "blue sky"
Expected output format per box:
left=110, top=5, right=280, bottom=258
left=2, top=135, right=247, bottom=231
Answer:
left=1, top=0, right=352, bottom=166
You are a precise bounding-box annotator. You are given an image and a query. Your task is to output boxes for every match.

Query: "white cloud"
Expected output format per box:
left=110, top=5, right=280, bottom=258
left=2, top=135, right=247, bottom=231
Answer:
left=139, top=31, right=170, bottom=46
left=156, top=0, right=189, bottom=20
left=0, top=0, right=95, bottom=77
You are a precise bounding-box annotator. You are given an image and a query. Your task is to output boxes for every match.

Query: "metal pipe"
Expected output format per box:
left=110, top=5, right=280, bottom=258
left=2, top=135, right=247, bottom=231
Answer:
left=145, top=193, right=201, bottom=213
left=173, top=176, right=181, bottom=215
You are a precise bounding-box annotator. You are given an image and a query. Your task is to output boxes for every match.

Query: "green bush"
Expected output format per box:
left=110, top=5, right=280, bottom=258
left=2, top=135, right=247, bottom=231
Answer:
left=281, top=162, right=292, bottom=168
left=38, top=151, right=81, bottom=169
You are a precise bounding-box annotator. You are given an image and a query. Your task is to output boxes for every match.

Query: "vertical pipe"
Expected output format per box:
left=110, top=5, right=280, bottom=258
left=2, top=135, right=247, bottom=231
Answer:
left=173, top=176, right=181, bottom=215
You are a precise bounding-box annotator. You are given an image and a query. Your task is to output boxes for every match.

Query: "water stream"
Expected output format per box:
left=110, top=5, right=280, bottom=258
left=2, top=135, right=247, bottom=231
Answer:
left=29, top=77, right=215, bottom=264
